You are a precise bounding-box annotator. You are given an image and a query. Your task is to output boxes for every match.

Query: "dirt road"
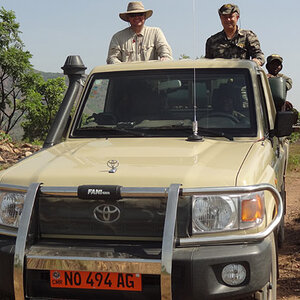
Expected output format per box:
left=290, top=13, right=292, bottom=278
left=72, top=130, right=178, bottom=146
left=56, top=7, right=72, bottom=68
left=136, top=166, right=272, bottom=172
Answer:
left=277, top=172, right=300, bottom=300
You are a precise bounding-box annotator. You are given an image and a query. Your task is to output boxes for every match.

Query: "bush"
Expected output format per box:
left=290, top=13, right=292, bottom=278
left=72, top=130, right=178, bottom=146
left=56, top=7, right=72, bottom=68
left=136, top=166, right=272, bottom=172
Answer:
left=0, top=131, right=12, bottom=143
left=289, top=132, right=300, bottom=144
left=21, top=77, right=66, bottom=141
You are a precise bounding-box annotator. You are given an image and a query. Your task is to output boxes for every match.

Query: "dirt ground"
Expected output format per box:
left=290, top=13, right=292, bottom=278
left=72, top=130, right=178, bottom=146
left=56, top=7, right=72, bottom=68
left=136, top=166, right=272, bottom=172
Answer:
left=277, top=172, right=300, bottom=300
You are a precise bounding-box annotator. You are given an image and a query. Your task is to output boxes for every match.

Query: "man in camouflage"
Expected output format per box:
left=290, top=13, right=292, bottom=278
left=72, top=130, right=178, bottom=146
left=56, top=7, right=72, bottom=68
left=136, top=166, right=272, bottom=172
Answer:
left=205, top=4, right=265, bottom=66
left=266, top=54, right=292, bottom=91
left=266, top=54, right=298, bottom=123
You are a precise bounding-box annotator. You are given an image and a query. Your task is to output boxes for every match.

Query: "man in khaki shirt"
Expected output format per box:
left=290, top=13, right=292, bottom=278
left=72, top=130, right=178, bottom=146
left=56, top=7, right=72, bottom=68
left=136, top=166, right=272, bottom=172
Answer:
left=107, top=1, right=172, bottom=64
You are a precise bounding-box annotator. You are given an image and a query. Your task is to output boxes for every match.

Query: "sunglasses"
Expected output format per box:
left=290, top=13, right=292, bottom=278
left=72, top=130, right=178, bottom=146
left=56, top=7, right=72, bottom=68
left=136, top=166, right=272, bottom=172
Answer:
left=128, top=13, right=145, bottom=18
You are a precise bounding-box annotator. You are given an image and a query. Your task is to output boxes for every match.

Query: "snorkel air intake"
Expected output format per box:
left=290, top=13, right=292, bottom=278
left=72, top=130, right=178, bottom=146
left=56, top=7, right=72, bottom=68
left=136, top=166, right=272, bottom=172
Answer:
left=43, top=55, right=86, bottom=148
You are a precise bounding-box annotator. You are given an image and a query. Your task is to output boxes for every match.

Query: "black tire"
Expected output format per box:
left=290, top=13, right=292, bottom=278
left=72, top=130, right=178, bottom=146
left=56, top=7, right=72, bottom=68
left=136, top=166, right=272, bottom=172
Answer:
left=278, top=180, right=286, bottom=248
left=277, top=214, right=285, bottom=249
left=254, top=233, right=277, bottom=300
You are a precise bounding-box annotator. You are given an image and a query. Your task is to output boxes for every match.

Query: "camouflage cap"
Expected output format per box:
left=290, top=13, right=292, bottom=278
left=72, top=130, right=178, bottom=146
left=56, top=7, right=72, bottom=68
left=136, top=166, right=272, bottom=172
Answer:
left=218, top=4, right=240, bottom=16
left=267, top=54, right=283, bottom=64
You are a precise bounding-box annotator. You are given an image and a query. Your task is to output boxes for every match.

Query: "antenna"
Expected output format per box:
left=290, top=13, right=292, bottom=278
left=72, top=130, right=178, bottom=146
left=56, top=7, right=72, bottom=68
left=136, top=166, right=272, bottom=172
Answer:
left=187, top=0, right=203, bottom=142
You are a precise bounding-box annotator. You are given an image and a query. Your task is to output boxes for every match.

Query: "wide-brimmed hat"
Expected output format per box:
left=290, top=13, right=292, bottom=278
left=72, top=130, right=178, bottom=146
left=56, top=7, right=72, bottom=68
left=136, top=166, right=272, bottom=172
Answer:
left=119, top=2, right=153, bottom=22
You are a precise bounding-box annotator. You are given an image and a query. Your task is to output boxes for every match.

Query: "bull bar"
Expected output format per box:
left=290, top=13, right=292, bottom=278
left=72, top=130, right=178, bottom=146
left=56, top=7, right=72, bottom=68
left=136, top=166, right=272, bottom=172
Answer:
left=0, top=183, right=282, bottom=300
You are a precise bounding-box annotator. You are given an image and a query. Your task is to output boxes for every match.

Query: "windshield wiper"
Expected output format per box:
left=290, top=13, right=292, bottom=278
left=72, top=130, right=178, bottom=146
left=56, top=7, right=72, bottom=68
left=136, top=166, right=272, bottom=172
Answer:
left=164, top=126, right=234, bottom=140
left=198, top=128, right=234, bottom=141
left=136, top=123, right=192, bottom=130
left=79, top=124, right=233, bottom=140
left=135, top=124, right=233, bottom=140
left=78, top=125, right=146, bottom=137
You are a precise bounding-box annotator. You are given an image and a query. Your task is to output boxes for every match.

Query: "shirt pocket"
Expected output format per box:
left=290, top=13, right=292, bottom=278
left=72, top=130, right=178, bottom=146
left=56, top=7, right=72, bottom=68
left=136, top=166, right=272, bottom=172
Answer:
left=121, top=47, right=134, bottom=62
left=142, top=43, right=156, bottom=60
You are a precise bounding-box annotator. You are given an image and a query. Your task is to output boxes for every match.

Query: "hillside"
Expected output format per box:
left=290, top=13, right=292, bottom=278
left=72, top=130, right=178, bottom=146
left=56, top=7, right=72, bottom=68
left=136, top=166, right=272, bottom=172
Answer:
left=35, top=69, right=66, bottom=81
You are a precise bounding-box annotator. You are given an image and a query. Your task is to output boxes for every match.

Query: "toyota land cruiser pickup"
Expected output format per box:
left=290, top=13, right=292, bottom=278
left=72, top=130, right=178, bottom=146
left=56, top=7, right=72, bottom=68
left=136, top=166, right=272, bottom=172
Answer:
left=0, top=57, right=296, bottom=300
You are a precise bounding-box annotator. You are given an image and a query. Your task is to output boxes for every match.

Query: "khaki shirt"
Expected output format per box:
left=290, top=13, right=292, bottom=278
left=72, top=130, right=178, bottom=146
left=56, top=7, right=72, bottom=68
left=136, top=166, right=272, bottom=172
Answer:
left=205, top=27, right=265, bottom=66
left=107, top=26, right=172, bottom=64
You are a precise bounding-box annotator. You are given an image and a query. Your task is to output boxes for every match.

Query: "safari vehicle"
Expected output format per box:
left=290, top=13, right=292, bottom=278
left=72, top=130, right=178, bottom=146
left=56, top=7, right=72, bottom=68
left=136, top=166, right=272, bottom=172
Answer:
left=0, top=57, right=295, bottom=300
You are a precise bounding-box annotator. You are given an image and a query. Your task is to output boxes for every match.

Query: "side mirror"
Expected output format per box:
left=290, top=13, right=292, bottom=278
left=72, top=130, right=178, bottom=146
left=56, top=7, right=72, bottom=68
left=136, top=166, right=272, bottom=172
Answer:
left=273, top=111, right=294, bottom=137
left=268, top=77, right=286, bottom=111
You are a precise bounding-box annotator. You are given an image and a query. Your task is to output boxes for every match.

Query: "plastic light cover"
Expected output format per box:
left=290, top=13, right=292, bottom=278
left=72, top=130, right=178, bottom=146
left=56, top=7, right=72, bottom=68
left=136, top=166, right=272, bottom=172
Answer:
left=0, top=191, right=26, bottom=227
left=192, top=192, right=264, bottom=234
left=221, top=264, right=247, bottom=286
left=192, top=195, right=238, bottom=233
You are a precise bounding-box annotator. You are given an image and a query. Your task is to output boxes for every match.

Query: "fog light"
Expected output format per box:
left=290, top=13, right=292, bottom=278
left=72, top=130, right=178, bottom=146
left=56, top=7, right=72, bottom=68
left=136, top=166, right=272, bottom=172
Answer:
left=221, top=264, right=246, bottom=286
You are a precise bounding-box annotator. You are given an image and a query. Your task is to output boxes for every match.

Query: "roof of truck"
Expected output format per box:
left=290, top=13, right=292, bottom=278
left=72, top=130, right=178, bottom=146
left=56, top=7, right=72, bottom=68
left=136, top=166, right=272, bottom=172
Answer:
left=90, top=58, right=261, bottom=74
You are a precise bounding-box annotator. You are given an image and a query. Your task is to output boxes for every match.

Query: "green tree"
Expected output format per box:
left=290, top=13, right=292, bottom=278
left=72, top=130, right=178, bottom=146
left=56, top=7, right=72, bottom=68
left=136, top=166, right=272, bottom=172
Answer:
left=21, top=76, right=66, bottom=141
left=0, top=7, right=37, bottom=133
left=0, top=7, right=67, bottom=139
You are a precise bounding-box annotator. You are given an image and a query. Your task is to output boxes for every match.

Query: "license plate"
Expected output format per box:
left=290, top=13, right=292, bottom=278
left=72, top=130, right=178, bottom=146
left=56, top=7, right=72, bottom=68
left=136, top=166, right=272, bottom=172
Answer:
left=50, top=270, right=142, bottom=291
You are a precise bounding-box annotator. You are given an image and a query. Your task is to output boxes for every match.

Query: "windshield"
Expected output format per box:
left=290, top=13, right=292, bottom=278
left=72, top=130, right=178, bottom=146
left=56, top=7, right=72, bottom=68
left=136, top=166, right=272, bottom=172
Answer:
left=71, top=69, right=256, bottom=138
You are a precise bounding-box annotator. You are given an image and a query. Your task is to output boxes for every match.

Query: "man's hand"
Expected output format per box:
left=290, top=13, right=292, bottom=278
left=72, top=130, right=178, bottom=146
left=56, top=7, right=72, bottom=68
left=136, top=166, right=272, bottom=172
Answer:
left=252, top=58, right=262, bottom=66
left=282, top=101, right=294, bottom=111
left=160, top=57, right=169, bottom=61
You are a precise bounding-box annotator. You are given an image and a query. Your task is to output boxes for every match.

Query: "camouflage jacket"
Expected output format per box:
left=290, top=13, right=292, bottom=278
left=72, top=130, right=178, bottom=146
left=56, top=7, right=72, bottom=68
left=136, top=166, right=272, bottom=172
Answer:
left=205, top=28, right=265, bottom=65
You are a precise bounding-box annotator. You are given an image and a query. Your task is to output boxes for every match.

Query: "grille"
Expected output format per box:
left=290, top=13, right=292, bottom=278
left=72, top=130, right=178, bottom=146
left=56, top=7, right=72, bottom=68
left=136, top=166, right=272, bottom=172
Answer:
left=38, top=196, right=190, bottom=240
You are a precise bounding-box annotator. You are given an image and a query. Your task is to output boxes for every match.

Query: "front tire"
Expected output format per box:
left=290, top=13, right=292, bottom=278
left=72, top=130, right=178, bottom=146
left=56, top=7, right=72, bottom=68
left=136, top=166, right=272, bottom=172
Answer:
left=278, top=180, right=286, bottom=248
left=254, top=233, right=277, bottom=300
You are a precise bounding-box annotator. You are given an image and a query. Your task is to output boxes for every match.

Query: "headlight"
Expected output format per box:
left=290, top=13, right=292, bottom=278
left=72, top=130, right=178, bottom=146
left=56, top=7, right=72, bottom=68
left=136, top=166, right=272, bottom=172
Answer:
left=192, top=195, right=238, bottom=232
left=192, top=192, right=264, bottom=234
left=0, top=191, right=26, bottom=227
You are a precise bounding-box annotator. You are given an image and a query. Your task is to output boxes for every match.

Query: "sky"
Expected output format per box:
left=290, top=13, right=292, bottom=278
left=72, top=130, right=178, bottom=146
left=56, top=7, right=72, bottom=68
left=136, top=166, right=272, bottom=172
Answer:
left=1, top=0, right=300, bottom=110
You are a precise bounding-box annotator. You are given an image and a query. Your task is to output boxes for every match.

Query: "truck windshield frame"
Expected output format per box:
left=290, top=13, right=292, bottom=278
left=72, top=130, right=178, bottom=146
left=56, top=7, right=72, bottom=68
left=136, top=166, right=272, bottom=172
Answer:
left=70, top=68, right=257, bottom=139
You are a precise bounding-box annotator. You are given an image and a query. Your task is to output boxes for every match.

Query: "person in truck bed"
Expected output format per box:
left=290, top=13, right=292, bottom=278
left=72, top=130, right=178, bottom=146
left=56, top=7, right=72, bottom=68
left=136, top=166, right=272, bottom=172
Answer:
left=106, top=1, right=172, bottom=64
left=266, top=54, right=299, bottom=122
left=266, top=54, right=293, bottom=91
left=205, top=3, right=265, bottom=66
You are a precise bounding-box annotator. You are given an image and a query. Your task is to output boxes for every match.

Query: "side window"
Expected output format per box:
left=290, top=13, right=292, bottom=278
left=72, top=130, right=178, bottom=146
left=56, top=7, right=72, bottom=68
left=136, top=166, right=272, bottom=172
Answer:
left=80, top=79, right=109, bottom=127
left=85, top=79, right=108, bottom=114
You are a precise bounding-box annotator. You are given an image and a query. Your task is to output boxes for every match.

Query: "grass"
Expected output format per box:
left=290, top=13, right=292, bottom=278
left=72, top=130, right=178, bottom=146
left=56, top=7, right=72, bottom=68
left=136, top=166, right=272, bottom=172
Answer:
left=287, top=132, right=300, bottom=173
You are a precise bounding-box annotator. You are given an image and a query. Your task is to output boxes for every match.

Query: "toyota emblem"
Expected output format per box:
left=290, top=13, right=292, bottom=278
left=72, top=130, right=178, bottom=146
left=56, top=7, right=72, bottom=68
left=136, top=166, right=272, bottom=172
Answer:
left=93, top=204, right=120, bottom=223
left=107, top=160, right=119, bottom=173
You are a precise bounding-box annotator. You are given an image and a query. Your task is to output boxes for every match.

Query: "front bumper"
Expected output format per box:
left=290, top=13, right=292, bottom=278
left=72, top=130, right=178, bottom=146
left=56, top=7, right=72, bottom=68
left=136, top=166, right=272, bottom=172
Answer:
left=173, top=236, right=272, bottom=299
left=0, top=235, right=272, bottom=300
left=0, top=183, right=282, bottom=299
